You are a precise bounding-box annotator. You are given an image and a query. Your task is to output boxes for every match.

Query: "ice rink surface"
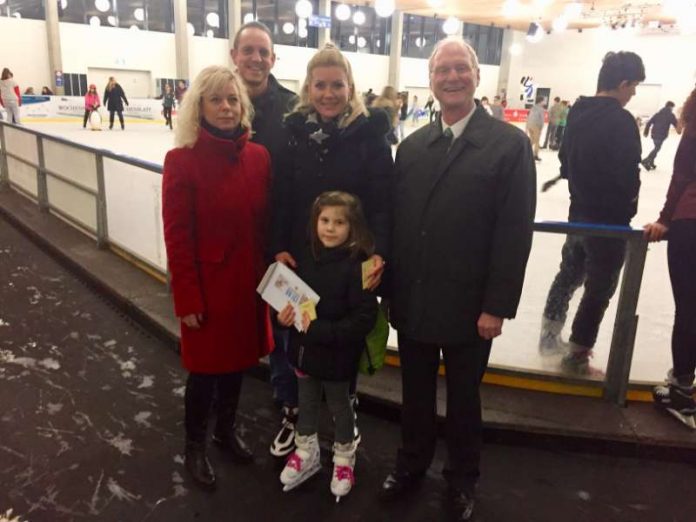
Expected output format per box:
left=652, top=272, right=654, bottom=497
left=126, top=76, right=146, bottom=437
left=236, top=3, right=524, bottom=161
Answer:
left=21, top=117, right=681, bottom=384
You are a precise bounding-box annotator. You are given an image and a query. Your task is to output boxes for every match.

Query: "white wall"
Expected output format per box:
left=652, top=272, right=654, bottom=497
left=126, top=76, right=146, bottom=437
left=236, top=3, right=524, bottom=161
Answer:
left=506, top=28, right=696, bottom=114
left=0, top=17, right=50, bottom=93
left=400, top=56, right=501, bottom=101
left=59, top=22, right=177, bottom=96
left=189, top=35, right=230, bottom=79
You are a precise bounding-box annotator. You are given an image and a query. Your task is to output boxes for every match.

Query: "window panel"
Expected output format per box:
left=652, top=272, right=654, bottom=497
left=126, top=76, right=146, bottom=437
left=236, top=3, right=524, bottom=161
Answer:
left=0, top=0, right=44, bottom=20
left=58, top=0, right=174, bottom=33
left=241, top=0, right=318, bottom=48
left=331, top=2, right=390, bottom=56
left=187, top=0, right=228, bottom=38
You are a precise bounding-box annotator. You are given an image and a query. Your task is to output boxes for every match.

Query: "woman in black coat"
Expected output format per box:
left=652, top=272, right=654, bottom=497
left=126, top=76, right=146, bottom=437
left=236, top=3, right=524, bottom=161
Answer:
left=103, top=76, right=129, bottom=130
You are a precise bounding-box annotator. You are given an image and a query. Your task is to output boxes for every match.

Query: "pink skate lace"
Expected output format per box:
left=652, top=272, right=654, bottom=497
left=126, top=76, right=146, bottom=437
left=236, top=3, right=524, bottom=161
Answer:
left=286, top=452, right=304, bottom=471
left=334, top=465, right=355, bottom=485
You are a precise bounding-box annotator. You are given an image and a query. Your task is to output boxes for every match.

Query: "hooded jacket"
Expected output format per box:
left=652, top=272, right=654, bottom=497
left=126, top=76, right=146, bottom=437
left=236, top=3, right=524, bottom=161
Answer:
left=559, top=96, right=641, bottom=225
left=644, top=106, right=678, bottom=141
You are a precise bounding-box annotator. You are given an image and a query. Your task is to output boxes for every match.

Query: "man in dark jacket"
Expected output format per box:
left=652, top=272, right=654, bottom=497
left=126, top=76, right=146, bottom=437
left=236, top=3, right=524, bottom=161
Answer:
left=539, top=51, right=645, bottom=375
left=641, top=101, right=680, bottom=170
left=230, top=21, right=299, bottom=460
left=380, top=37, right=536, bottom=521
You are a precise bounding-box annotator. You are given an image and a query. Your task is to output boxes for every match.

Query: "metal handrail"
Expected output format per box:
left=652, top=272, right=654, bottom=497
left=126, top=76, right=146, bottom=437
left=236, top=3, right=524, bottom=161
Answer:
left=0, top=120, right=649, bottom=406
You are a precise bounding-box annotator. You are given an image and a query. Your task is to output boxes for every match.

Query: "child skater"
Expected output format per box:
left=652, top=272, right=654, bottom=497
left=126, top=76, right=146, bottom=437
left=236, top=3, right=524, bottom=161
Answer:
left=83, top=84, right=101, bottom=130
left=162, top=83, right=175, bottom=130
left=276, top=191, right=377, bottom=502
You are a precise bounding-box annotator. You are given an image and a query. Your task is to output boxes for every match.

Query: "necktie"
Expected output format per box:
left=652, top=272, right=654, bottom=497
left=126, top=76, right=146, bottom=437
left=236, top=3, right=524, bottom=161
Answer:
left=441, top=127, right=454, bottom=154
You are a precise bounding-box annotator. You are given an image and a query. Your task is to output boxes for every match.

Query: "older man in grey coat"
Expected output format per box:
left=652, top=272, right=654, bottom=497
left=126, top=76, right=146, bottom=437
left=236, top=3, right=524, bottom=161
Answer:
left=380, top=37, right=536, bottom=520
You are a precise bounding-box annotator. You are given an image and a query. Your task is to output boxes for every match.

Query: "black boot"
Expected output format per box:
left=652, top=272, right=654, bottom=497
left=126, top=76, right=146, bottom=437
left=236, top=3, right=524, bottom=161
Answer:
left=212, top=372, right=252, bottom=463
left=213, top=425, right=254, bottom=463
left=379, top=470, right=424, bottom=501
left=185, top=441, right=216, bottom=491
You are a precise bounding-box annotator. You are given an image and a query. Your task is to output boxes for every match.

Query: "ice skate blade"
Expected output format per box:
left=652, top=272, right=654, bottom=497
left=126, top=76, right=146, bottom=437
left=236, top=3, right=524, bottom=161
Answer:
left=666, top=408, right=696, bottom=430
left=281, top=464, right=321, bottom=492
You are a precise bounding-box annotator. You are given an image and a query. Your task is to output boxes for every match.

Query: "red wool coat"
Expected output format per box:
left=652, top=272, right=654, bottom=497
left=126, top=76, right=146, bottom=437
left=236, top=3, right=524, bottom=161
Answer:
left=162, top=127, right=273, bottom=373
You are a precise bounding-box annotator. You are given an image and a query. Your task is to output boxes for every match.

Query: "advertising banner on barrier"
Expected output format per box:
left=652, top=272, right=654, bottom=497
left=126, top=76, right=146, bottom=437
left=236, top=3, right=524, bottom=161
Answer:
left=16, top=96, right=167, bottom=121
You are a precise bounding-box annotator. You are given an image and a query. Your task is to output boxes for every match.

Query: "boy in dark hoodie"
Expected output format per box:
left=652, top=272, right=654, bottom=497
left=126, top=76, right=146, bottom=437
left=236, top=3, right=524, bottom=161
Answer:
left=641, top=101, right=680, bottom=170
left=539, top=51, right=645, bottom=375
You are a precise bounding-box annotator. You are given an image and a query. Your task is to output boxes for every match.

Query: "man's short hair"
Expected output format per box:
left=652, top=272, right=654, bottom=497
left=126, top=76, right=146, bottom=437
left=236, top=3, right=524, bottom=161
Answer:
left=554, top=96, right=561, bottom=102
left=535, top=95, right=545, bottom=104
left=596, top=51, right=645, bottom=92
left=428, top=36, right=480, bottom=73
left=665, top=101, right=675, bottom=108
left=232, top=21, right=274, bottom=50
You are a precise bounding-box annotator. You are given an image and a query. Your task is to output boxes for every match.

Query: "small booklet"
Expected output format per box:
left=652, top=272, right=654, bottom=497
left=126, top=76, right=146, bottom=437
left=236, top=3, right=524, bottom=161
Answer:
left=361, top=259, right=373, bottom=290
left=257, top=262, right=320, bottom=332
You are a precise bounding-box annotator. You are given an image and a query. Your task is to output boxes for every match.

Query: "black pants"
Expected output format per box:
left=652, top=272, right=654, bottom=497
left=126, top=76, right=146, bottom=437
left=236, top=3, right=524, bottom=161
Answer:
left=395, top=333, right=491, bottom=490
left=668, top=219, right=696, bottom=385
left=109, top=110, right=124, bottom=129
left=542, top=123, right=557, bottom=148
left=184, top=371, right=243, bottom=445
left=644, top=138, right=665, bottom=166
left=543, top=234, right=626, bottom=348
left=163, top=106, right=173, bottom=129
left=554, top=125, right=566, bottom=149
left=83, top=110, right=91, bottom=128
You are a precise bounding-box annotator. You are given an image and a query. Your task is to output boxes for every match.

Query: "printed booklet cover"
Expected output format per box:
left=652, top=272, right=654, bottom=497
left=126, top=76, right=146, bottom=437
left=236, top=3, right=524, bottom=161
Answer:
left=257, top=262, right=320, bottom=332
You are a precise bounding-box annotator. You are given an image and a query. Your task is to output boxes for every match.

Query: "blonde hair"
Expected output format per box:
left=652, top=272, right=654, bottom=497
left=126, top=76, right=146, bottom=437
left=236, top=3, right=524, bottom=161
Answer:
left=293, top=42, right=368, bottom=129
left=174, top=66, right=254, bottom=148
left=428, top=36, right=480, bottom=73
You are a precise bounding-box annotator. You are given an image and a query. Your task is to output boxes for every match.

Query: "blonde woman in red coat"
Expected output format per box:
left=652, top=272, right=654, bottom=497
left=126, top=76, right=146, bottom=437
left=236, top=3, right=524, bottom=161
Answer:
left=162, top=65, right=273, bottom=490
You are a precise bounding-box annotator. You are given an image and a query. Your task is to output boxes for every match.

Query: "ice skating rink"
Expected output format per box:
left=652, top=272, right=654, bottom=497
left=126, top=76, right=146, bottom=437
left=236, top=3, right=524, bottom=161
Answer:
left=21, top=116, right=680, bottom=384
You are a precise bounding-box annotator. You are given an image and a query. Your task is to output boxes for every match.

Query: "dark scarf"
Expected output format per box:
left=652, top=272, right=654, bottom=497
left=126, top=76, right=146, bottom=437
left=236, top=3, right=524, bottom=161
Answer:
left=303, top=112, right=342, bottom=163
left=201, top=118, right=245, bottom=141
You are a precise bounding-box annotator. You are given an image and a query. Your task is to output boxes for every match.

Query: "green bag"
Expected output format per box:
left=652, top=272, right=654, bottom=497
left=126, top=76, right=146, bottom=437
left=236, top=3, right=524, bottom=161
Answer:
left=358, top=305, right=389, bottom=376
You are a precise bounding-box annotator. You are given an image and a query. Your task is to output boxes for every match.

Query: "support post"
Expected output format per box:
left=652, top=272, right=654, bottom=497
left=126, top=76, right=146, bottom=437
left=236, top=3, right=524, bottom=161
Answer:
left=227, top=0, right=242, bottom=53
left=95, top=155, right=109, bottom=249
left=603, top=236, right=649, bottom=406
left=36, top=136, right=49, bottom=212
left=388, top=10, right=404, bottom=89
left=0, top=125, right=9, bottom=191
left=173, top=0, right=190, bottom=80
left=45, top=0, right=64, bottom=95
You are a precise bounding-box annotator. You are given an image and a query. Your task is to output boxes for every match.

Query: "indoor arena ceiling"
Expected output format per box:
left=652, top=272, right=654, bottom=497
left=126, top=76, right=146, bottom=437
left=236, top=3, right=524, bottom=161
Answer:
left=392, top=0, right=677, bottom=31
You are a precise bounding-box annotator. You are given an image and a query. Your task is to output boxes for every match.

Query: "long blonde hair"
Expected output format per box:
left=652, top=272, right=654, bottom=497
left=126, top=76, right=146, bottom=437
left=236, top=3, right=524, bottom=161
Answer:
left=175, top=66, right=254, bottom=148
left=293, top=42, right=368, bottom=129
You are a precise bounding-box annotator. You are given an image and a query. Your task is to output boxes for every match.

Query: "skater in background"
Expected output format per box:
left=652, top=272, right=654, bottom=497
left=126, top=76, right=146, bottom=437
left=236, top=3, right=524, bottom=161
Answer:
left=0, top=68, right=22, bottom=124
left=41, top=86, right=54, bottom=95
left=162, top=83, right=176, bottom=130
left=83, top=84, right=101, bottom=129
left=276, top=191, right=377, bottom=501
left=175, top=79, right=188, bottom=103
left=554, top=100, right=570, bottom=150
left=643, top=86, right=696, bottom=429
left=103, top=76, right=129, bottom=130
left=372, top=85, right=399, bottom=144
left=641, top=101, right=680, bottom=171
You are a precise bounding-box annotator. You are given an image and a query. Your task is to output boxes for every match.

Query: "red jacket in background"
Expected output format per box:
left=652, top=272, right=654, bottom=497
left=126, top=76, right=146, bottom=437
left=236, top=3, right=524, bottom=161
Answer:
left=162, top=127, right=273, bottom=373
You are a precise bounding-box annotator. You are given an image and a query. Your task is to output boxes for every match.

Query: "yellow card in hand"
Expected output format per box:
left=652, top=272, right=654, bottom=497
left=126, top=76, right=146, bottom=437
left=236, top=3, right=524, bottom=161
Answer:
left=361, top=259, right=372, bottom=289
left=299, top=300, right=317, bottom=321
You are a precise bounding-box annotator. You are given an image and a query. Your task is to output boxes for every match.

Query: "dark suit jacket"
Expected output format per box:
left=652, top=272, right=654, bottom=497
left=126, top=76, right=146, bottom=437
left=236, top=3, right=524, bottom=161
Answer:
left=389, top=106, right=536, bottom=345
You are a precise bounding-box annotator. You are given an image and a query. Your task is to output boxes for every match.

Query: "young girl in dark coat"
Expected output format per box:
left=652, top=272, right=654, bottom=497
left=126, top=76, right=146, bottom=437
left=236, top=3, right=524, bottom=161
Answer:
left=276, top=191, right=377, bottom=501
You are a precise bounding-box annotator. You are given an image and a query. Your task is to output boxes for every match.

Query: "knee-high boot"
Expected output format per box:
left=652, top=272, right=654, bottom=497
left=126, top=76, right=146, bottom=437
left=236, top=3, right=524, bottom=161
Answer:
left=212, top=372, right=253, bottom=463
left=184, top=373, right=216, bottom=490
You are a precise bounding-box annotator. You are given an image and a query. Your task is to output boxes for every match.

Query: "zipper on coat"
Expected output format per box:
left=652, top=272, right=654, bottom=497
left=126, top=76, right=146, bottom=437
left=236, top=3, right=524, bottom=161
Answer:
left=298, top=345, right=305, bottom=367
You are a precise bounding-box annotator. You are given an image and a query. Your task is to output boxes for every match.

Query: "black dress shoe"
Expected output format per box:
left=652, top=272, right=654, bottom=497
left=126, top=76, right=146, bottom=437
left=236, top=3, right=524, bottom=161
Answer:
left=213, top=427, right=254, bottom=464
left=379, top=470, right=423, bottom=501
left=448, top=487, right=475, bottom=521
left=185, top=443, right=216, bottom=491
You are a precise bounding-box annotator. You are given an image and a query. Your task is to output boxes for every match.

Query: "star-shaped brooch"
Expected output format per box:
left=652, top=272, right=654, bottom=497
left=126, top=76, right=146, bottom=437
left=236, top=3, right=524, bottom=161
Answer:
left=309, top=128, right=330, bottom=145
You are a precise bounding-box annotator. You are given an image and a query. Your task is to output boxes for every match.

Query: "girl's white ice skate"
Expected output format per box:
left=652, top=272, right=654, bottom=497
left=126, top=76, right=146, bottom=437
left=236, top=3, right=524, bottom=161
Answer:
left=280, top=433, right=321, bottom=492
left=330, top=441, right=356, bottom=503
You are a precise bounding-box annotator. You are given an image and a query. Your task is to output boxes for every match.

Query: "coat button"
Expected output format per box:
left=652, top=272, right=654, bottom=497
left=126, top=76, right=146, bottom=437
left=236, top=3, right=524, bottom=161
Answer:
left=421, top=230, right=426, bottom=237
left=416, top=279, right=422, bottom=284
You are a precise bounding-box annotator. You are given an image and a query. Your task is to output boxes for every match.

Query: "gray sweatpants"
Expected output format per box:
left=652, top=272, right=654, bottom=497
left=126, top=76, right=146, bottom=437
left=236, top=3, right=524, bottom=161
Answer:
left=296, top=374, right=354, bottom=445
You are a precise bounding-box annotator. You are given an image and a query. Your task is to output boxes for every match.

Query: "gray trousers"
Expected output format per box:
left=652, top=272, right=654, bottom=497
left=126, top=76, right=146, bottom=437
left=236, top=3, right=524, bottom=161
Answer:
left=4, top=102, right=20, bottom=124
left=296, top=374, right=354, bottom=445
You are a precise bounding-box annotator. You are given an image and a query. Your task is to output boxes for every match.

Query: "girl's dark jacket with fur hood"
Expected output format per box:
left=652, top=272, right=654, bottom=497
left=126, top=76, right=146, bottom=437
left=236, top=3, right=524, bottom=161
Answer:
left=287, top=245, right=377, bottom=381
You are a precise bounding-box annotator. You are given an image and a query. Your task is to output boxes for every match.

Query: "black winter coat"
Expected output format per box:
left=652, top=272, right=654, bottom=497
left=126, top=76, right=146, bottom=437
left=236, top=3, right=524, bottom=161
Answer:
left=389, top=107, right=536, bottom=344
left=559, top=96, right=641, bottom=225
left=250, top=74, right=297, bottom=172
left=271, top=108, right=393, bottom=261
left=103, top=83, right=128, bottom=112
left=287, top=246, right=377, bottom=381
